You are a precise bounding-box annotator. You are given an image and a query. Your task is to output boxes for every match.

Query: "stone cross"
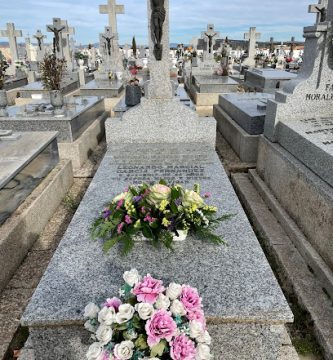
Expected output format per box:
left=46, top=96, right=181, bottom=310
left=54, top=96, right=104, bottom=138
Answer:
left=25, top=36, right=33, bottom=61
left=0, top=23, right=23, bottom=62
left=138, top=45, right=146, bottom=58
left=123, top=43, right=130, bottom=58
left=308, top=0, right=328, bottom=23
left=99, top=0, right=124, bottom=52
left=46, top=18, right=68, bottom=58
left=243, top=27, right=261, bottom=67
left=201, top=24, right=220, bottom=55
left=61, top=20, right=75, bottom=70
left=146, top=0, right=173, bottom=99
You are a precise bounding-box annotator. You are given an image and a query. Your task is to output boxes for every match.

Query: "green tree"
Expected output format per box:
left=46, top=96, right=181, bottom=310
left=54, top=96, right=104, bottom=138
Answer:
left=132, top=36, right=137, bottom=58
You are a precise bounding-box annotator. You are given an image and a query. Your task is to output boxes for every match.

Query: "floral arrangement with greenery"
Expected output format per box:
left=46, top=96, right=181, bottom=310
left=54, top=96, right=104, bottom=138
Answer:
left=84, top=269, right=212, bottom=360
left=91, top=181, right=232, bottom=255
left=75, top=52, right=89, bottom=60
left=40, top=54, right=67, bottom=91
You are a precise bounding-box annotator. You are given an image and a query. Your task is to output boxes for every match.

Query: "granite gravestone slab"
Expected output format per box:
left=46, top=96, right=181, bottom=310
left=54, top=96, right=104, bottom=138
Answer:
left=264, top=0, right=333, bottom=182
left=0, top=96, right=104, bottom=142
left=22, top=144, right=294, bottom=359
left=0, top=131, right=59, bottom=225
left=245, top=68, right=298, bottom=93
left=192, top=74, right=239, bottom=93
left=217, top=93, right=275, bottom=135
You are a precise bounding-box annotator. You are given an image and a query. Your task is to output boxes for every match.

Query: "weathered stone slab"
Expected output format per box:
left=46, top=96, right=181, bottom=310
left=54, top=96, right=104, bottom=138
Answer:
left=106, top=98, right=216, bottom=146
left=277, top=116, right=333, bottom=187
left=0, top=96, right=105, bottom=142
left=218, top=93, right=275, bottom=135
left=80, top=79, right=124, bottom=98
left=19, top=79, right=79, bottom=99
left=245, top=69, right=297, bottom=93
left=193, top=75, right=239, bottom=93
left=22, top=143, right=293, bottom=358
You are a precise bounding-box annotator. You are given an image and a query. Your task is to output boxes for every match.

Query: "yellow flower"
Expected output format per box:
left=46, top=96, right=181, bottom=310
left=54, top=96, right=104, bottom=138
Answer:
left=159, top=200, right=169, bottom=211
left=162, top=218, right=171, bottom=227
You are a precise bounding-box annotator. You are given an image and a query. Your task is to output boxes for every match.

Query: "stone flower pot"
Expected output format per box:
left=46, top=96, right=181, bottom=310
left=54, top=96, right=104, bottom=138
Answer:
left=0, top=89, right=8, bottom=117
left=50, top=90, right=64, bottom=111
left=125, top=85, right=141, bottom=107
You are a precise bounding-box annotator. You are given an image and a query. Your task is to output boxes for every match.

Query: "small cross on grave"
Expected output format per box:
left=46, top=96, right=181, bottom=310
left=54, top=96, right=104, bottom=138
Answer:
left=243, top=27, right=261, bottom=67
left=308, top=0, right=328, bottom=23
left=46, top=18, right=68, bottom=58
left=99, top=0, right=124, bottom=34
left=0, top=23, right=23, bottom=62
left=61, top=20, right=75, bottom=68
left=201, top=24, right=220, bottom=54
left=100, top=26, right=118, bottom=58
left=34, top=30, right=47, bottom=52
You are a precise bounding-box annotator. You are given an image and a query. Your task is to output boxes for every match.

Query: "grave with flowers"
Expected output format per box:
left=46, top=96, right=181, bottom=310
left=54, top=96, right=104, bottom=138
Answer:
left=21, top=1, right=298, bottom=359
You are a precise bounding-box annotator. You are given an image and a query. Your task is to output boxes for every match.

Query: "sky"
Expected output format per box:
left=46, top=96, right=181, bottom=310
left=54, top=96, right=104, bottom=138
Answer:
left=0, top=0, right=316, bottom=45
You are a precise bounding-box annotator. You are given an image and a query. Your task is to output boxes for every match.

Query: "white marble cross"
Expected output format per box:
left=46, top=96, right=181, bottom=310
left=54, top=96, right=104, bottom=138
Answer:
left=61, top=20, right=75, bottom=69
left=46, top=18, right=68, bottom=58
left=0, top=23, right=23, bottom=62
left=99, top=0, right=124, bottom=34
left=201, top=24, right=220, bottom=54
left=308, top=0, right=329, bottom=23
left=243, top=27, right=261, bottom=67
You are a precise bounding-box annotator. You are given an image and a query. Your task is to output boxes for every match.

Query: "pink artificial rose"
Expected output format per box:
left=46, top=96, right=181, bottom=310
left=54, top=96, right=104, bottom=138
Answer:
left=132, top=275, right=165, bottom=304
left=104, top=297, right=122, bottom=311
left=170, top=335, right=197, bottom=360
left=145, top=309, right=177, bottom=347
left=186, top=308, right=206, bottom=328
left=180, top=286, right=202, bottom=312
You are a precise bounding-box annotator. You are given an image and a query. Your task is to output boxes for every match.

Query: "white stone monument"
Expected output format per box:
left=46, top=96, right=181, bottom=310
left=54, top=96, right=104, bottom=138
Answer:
left=243, top=27, right=261, bottom=67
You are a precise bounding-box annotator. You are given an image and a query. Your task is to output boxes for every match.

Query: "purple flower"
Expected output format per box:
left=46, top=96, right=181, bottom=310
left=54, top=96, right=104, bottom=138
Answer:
left=125, top=215, right=133, bottom=224
left=102, top=208, right=111, bottom=219
left=104, top=297, right=122, bottom=311
left=133, top=195, right=142, bottom=203
left=174, top=198, right=182, bottom=206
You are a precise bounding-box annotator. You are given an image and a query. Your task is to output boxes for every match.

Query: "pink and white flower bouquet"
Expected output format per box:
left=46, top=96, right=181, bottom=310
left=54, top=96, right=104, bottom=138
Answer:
left=84, top=269, right=212, bottom=360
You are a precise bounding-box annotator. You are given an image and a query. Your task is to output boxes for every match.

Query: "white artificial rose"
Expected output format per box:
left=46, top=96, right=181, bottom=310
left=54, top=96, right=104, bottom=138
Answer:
left=84, top=303, right=100, bottom=319
left=98, top=306, right=116, bottom=326
left=116, top=304, right=135, bottom=324
left=135, top=303, right=154, bottom=320
left=196, top=343, right=212, bottom=360
left=197, top=330, right=212, bottom=345
left=84, top=320, right=96, bottom=333
left=86, top=342, right=104, bottom=360
left=96, top=324, right=113, bottom=345
left=113, top=192, right=127, bottom=203
left=113, top=340, right=134, bottom=360
left=166, top=283, right=182, bottom=300
left=123, top=269, right=141, bottom=286
left=189, top=320, right=204, bottom=339
left=155, top=294, right=171, bottom=310
left=170, top=299, right=186, bottom=317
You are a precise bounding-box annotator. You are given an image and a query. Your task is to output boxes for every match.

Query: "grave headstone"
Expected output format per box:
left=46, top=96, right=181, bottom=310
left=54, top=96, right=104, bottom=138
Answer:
left=33, top=30, right=47, bottom=62
left=243, top=27, right=261, bottom=68
left=201, top=24, right=220, bottom=61
left=60, top=20, right=75, bottom=71
left=46, top=18, right=68, bottom=59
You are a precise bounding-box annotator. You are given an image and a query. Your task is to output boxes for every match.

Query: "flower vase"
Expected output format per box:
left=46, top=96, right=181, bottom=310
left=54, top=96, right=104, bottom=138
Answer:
left=50, top=90, right=64, bottom=114
left=0, top=90, right=8, bottom=117
left=125, top=85, right=141, bottom=107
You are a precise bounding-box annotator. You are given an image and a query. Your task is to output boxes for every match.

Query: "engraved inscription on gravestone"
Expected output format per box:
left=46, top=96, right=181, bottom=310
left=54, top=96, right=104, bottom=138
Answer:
left=116, top=164, right=210, bottom=184
left=300, top=117, right=333, bottom=145
left=306, top=82, right=333, bottom=100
